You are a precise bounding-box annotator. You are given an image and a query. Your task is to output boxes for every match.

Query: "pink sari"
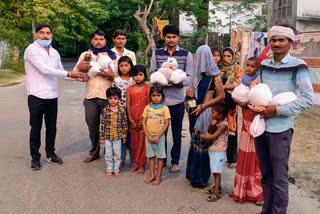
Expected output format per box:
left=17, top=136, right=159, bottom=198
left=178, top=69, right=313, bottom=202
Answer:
left=232, top=77, right=263, bottom=202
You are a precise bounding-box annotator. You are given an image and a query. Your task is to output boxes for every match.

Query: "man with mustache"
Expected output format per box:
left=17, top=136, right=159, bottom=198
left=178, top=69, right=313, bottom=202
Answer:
left=150, top=24, right=193, bottom=173
left=73, top=29, right=117, bottom=163
left=255, top=25, right=315, bottom=214
left=111, top=29, right=136, bottom=65
left=24, top=23, right=86, bottom=170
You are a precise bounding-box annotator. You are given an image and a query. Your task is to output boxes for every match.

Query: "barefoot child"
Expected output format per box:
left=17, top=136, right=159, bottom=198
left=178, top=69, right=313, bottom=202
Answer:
left=100, top=87, right=128, bottom=177
left=126, top=65, right=150, bottom=174
left=112, top=56, right=135, bottom=169
left=142, top=85, right=170, bottom=185
left=200, top=102, right=229, bottom=202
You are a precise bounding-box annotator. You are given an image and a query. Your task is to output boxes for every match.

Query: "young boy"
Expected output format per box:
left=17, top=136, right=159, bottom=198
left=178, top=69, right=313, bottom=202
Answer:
left=100, top=87, right=128, bottom=177
left=200, top=102, right=229, bottom=202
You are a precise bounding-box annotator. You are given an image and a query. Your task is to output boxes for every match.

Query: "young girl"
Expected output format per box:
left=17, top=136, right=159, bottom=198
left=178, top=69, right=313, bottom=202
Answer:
left=112, top=56, right=134, bottom=169
left=211, top=47, right=222, bottom=66
left=200, top=102, right=229, bottom=202
left=231, top=57, right=264, bottom=205
left=126, top=64, right=150, bottom=174
left=142, top=85, right=170, bottom=185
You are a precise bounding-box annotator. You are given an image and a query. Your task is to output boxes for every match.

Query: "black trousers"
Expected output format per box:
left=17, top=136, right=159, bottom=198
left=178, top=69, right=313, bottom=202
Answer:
left=84, top=98, right=108, bottom=158
left=28, top=95, right=58, bottom=159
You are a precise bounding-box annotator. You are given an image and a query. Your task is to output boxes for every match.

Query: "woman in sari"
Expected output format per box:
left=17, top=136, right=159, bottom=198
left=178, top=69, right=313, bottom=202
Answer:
left=186, top=45, right=224, bottom=187
left=220, top=48, right=243, bottom=169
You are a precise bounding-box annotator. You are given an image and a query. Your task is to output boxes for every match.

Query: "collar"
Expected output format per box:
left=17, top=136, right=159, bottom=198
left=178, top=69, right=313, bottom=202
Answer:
left=112, top=47, right=129, bottom=55
left=106, top=105, right=120, bottom=112
left=271, top=52, right=291, bottom=65
left=164, top=45, right=180, bottom=52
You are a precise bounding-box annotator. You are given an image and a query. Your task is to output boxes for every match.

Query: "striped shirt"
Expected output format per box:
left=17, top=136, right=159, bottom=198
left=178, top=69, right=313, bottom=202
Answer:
left=259, top=53, right=315, bottom=133
left=150, top=45, right=193, bottom=106
left=100, top=105, right=128, bottom=141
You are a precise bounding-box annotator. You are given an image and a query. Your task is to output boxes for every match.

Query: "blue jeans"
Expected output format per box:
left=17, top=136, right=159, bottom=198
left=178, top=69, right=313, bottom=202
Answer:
left=121, top=132, right=133, bottom=163
left=104, top=139, right=122, bottom=173
left=255, top=129, right=293, bottom=214
left=165, top=102, right=185, bottom=165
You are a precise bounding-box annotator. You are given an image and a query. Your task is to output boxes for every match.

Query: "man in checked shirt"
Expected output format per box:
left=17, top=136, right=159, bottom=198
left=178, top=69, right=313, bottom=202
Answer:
left=99, top=87, right=128, bottom=177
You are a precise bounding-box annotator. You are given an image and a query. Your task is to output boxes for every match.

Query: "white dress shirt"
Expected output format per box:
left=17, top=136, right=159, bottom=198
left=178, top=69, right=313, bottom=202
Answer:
left=24, top=40, right=68, bottom=99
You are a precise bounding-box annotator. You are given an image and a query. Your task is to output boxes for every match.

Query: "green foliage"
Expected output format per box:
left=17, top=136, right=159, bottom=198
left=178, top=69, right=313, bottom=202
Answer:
left=1, top=49, right=24, bottom=73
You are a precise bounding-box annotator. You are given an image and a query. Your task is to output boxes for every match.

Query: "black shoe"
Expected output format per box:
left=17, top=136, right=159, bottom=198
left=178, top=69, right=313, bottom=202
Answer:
left=31, top=158, right=41, bottom=170
left=46, top=154, right=63, bottom=164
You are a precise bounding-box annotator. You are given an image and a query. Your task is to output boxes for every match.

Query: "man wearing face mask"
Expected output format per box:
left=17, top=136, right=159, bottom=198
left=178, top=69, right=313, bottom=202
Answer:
left=74, top=29, right=117, bottom=163
left=24, top=23, right=86, bottom=170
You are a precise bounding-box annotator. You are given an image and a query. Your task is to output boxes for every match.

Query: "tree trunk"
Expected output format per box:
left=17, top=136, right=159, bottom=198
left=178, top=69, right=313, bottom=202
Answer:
left=13, top=46, right=20, bottom=62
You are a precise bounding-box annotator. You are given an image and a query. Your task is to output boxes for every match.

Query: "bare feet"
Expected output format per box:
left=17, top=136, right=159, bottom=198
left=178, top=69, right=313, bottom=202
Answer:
left=152, top=177, right=161, bottom=185
left=114, top=172, right=120, bottom=177
left=255, top=200, right=264, bottom=206
left=169, top=164, right=180, bottom=173
left=129, top=164, right=139, bottom=172
left=228, top=163, right=237, bottom=169
left=106, top=172, right=112, bottom=177
left=119, top=161, right=125, bottom=169
left=144, top=176, right=155, bottom=184
left=137, top=166, right=145, bottom=174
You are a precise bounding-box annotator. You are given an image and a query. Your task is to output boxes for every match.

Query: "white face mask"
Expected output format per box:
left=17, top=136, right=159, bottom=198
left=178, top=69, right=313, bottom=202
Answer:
left=37, top=38, right=52, bottom=47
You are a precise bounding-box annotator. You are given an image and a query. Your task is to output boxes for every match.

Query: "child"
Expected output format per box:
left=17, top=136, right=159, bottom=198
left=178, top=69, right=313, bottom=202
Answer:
left=241, top=57, right=259, bottom=87
left=211, top=47, right=222, bottom=66
left=231, top=57, right=264, bottom=205
left=142, top=85, right=170, bottom=185
left=112, top=56, right=135, bottom=169
left=200, top=102, right=229, bottom=202
left=99, top=87, right=128, bottom=177
left=126, top=64, right=150, bottom=174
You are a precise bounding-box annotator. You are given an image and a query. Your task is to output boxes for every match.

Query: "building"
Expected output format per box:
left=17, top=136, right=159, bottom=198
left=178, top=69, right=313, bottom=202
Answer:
left=268, top=0, right=320, bottom=31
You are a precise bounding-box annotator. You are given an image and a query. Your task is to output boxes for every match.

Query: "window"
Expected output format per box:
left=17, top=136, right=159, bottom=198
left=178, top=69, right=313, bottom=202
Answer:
left=273, top=0, right=293, bottom=19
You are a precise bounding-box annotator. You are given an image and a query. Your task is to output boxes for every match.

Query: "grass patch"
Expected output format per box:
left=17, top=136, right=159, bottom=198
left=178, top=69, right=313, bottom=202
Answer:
left=0, top=69, right=24, bottom=85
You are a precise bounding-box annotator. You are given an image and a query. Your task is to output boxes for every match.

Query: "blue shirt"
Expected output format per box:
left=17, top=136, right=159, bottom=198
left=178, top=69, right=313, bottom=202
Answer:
left=150, top=45, right=193, bottom=106
left=259, top=53, right=315, bottom=133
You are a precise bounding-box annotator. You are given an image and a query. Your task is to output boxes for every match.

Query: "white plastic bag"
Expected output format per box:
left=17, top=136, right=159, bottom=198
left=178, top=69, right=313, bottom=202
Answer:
left=250, top=115, right=265, bottom=137
left=158, top=67, right=173, bottom=80
left=232, top=83, right=250, bottom=103
left=249, top=83, right=272, bottom=106
left=150, top=72, right=168, bottom=85
left=272, top=92, right=297, bottom=105
left=97, top=54, right=119, bottom=75
left=88, top=61, right=101, bottom=78
left=170, top=69, right=187, bottom=84
left=161, top=57, right=178, bottom=69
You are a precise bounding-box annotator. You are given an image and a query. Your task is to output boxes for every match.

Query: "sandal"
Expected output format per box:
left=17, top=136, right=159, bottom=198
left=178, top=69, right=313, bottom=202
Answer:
left=255, top=200, right=264, bottom=206
left=207, top=192, right=221, bottom=202
left=83, top=155, right=99, bottom=163
left=205, top=186, right=222, bottom=194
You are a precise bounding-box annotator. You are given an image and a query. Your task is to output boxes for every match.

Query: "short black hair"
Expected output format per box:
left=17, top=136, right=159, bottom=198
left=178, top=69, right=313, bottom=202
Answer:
left=247, top=56, right=259, bottom=64
left=118, top=56, right=133, bottom=77
left=132, top=64, right=147, bottom=81
left=106, top=87, right=121, bottom=99
left=36, top=23, right=53, bottom=33
left=163, top=24, right=179, bottom=37
left=212, top=102, right=228, bottom=117
left=150, top=85, right=165, bottom=102
left=91, top=29, right=106, bottom=39
left=113, top=29, right=127, bottom=38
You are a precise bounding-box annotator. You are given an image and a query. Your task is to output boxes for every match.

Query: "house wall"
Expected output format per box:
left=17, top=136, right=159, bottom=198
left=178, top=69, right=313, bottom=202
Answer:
left=267, top=0, right=298, bottom=29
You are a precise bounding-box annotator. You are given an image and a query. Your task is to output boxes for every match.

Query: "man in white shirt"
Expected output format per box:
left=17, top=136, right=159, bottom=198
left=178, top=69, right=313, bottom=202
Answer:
left=111, top=29, right=136, bottom=64
left=24, top=23, right=85, bottom=170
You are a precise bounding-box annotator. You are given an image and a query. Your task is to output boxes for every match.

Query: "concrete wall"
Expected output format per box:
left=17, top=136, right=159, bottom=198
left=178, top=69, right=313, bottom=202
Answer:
left=267, top=0, right=298, bottom=29
left=0, top=41, right=8, bottom=68
left=179, top=13, right=196, bottom=35
left=297, top=0, right=320, bottom=18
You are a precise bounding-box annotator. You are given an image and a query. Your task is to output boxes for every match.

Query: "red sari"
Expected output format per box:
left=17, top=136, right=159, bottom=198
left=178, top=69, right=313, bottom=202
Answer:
left=233, top=77, right=263, bottom=203
left=127, top=84, right=150, bottom=167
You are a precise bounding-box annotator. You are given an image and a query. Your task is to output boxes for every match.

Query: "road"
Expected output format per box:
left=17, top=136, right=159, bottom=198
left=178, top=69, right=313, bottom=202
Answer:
left=0, top=60, right=319, bottom=214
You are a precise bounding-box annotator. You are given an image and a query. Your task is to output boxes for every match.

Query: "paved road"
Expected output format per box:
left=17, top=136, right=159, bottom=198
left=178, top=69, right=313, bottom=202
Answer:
left=0, top=60, right=319, bottom=214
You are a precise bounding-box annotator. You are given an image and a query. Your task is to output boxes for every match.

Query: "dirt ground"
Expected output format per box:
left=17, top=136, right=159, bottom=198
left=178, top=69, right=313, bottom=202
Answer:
left=238, top=104, right=320, bottom=202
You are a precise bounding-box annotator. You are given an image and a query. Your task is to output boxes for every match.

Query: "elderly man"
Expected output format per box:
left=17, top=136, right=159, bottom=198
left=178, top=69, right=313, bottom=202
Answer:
left=255, top=25, right=315, bottom=214
left=24, top=23, right=85, bottom=170
left=74, top=29, right=117, bottom=163
left=111, top=29, right=136, bottom=64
